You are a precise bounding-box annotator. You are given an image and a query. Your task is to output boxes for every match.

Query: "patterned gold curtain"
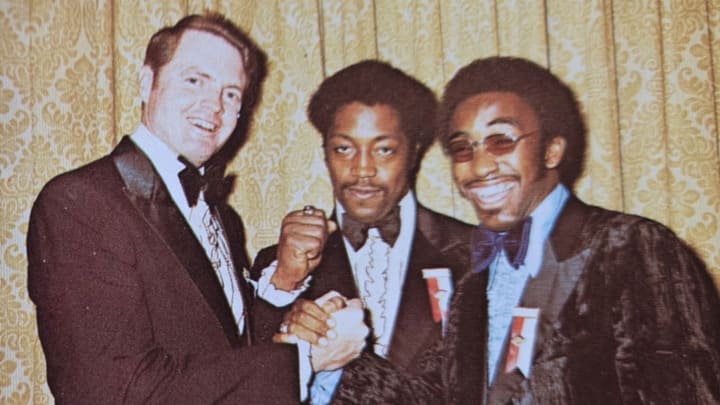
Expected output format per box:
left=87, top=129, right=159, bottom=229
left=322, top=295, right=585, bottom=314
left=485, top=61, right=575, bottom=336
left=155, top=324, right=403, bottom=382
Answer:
left=2, top=0, right=718, bottom=402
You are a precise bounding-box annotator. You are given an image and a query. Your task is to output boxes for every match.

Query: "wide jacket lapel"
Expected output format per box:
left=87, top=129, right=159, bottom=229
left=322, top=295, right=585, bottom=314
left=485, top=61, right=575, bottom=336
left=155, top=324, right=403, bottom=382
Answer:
left=111, top=136, right=242, bottom=346
left=306, top=230, right=360, bottom=300
left=489, top=197, right=593, bottom=404
left=452, top=271, right=490, bottom=405
left=388, top=206, right=473, bottom=368
left=388, top=230, right=446, bottom=368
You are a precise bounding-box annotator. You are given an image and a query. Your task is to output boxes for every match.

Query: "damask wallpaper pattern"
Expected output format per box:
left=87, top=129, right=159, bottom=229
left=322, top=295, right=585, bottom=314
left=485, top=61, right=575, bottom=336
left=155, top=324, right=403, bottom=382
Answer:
left=1, top=0, right=718, bottom=402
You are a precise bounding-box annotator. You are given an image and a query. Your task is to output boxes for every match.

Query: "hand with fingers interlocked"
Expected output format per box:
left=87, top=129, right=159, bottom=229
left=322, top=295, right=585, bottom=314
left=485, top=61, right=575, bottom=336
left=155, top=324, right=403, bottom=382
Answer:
left=274, top=291, right=369, bottom=371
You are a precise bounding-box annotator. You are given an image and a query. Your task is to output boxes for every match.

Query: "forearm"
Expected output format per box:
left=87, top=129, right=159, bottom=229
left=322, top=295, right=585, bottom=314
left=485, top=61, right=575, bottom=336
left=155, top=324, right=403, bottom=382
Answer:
left=332, top=351, right=444, bottom=404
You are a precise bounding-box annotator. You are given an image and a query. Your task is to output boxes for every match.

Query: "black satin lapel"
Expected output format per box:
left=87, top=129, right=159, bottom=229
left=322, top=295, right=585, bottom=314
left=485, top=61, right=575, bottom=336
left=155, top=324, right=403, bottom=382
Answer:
left=387, top=232, right=444, bottom=368
left=454, top=271, right=490, bottom=404
left=307, top=231, right=360, bottom=300
left=111, top=138, right=241, bottom=346
left=143, top=199, right=241, bottom=346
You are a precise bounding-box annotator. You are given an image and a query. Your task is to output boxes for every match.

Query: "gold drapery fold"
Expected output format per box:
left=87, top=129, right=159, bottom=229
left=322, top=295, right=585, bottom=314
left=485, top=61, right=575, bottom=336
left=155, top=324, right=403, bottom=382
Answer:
left=2, top=1, right=718, bottom=401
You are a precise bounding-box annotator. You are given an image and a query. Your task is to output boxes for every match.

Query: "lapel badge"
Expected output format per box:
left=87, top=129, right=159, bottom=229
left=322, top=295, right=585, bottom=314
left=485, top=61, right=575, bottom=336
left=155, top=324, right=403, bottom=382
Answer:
left=422, top=268, right=453, bottom=336
left=505, top=307, right=540, bottom=378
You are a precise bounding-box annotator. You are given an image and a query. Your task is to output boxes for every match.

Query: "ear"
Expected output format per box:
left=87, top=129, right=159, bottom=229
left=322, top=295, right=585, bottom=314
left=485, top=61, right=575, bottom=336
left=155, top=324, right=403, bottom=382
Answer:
left=410, top=142, right=422, bottom=169
left=544, top=135, right=566, bottom=169
left=139, top=66, right=154, bottom=103
left=413, top=142, right=422, bottom=161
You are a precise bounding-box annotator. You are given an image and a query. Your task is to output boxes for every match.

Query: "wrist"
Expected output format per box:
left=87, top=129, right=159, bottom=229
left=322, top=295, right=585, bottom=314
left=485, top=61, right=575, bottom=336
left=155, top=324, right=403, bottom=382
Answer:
left=271, top=267, right=303, bottom=291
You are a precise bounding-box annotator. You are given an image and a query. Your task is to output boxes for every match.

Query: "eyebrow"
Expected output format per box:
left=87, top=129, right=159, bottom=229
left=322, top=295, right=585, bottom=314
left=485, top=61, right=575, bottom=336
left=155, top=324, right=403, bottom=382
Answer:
left=447, top=116, right=521, bottom=141
left=181, top=67, right=246, bottom=90
left=327, top=133, right=401, bottom=142
left=487, top=117, right=521, bottom=127
left=447, top=131, right=468, bottom=141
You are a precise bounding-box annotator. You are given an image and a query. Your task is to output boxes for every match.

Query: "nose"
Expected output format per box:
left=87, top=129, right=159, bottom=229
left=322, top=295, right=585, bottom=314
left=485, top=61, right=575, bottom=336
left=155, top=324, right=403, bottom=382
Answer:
left=200, top=87, right=223, bottom=113
left=351, top=149, right=377, bottom=179
left=469, top=147, right=498, bottom=178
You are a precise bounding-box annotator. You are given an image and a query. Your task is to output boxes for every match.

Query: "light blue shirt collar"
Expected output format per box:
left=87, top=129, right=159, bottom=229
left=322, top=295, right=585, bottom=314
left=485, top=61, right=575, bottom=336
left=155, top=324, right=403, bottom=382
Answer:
left=523, top=183, right=570, bottom=277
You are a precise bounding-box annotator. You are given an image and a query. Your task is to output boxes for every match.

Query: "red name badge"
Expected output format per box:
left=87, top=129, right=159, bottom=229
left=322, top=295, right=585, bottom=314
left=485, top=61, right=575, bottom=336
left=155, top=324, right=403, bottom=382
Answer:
left=422, top=268, right=453, bottom=335
left=505, top=307, right=540, bottom=377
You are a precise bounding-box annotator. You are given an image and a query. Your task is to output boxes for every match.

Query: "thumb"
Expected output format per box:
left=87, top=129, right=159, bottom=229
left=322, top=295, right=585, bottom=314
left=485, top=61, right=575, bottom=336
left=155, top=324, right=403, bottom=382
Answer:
left=327, top=219, right=338, bottom=235
left=344, top=298, right=364, bottom=310
left=272, top=333, right=299, bottom=344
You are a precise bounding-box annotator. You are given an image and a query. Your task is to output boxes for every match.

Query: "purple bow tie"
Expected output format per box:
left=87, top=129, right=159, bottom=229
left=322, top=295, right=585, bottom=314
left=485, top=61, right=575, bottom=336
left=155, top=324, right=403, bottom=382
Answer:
left=471, top=217, right=532, bottom=272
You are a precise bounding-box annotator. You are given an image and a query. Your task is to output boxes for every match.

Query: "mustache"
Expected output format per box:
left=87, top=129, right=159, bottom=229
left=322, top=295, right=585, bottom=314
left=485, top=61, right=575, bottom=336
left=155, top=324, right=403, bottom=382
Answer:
left=340, top=180, right=387, bottom=192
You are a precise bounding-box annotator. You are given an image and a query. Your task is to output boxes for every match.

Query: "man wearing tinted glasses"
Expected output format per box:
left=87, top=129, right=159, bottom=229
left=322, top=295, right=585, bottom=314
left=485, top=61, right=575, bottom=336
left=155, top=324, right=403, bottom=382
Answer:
left=330, top=56, right=720, bottom=404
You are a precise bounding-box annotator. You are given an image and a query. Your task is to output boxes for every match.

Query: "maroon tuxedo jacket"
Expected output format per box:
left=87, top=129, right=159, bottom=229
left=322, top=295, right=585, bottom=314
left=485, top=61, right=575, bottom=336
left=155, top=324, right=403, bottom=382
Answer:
left=27, top=136, right=299, bottom=404
left=333, top=197, right=720, bottom=404
left=251, top=204, right=474, bottom=371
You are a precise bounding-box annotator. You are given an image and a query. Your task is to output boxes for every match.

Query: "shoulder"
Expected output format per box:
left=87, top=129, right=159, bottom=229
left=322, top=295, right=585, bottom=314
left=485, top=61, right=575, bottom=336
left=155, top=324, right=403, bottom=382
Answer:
left=414, top=205, right=475, bottom=277
left=561, top=197, right=712, bottom=286
left=572, top=199, right=685, bottom=247
left=551, top=196, right=688, bottom=260
left=416, top=204, right=474, bottom=242
left=34, top=154, right=119, bottom=211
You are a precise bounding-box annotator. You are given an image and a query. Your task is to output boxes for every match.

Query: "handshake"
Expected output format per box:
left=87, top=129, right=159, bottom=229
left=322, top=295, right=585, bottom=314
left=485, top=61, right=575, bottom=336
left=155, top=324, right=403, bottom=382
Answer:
left=273, top=291, right=370, bottom=372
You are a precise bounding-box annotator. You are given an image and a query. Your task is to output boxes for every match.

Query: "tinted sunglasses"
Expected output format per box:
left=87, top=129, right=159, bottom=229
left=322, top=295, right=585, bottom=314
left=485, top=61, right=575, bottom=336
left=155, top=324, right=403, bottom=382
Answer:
left=445, top=130, right=539, bottom=163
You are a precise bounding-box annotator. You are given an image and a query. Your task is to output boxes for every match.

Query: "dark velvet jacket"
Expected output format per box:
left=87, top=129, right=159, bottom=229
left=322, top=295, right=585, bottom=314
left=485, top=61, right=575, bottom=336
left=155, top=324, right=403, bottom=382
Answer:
left=27, top=137, right=299, bottom=404
left=333, top=197, right=720, bottom=404
left=251, top=204, right=474, bottom=371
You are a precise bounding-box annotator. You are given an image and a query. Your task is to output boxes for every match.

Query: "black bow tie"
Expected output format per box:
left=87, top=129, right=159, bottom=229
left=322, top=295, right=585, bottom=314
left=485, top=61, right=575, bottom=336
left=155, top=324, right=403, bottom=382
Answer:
left=178, top=156, right=228, bottom=207
left=471, top=217, right=532, bottom=272
left=342, top=206, right=401, bottom=251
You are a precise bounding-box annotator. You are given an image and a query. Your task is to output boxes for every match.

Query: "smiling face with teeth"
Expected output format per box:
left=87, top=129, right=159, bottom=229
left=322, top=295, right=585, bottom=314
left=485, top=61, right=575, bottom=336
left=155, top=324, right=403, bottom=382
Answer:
left=325, top=102, right=414, bottom=225
left=450, top=91, right=566, bottom=232
left=140, top=29, right=247, bottom=167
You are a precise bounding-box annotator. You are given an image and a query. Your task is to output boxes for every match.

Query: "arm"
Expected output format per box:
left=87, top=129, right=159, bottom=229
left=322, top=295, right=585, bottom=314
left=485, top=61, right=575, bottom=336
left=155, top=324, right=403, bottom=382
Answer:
left=608, top=220, right=720, bottom=404
left=276, top=294, right=446, bottom=404
left=251, top=207, right=336, bottom=344
left=27, top=185, right=298, bottom=404
left=332, top=337, right=445, bottom=404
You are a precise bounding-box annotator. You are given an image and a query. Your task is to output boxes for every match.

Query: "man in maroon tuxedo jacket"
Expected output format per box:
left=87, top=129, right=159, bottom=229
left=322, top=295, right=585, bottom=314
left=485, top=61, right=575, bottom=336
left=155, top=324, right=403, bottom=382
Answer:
left=250, top=60, right=474, bottom=404
left=329, top=57, right=720, bottom=404
left=27, top=13, right=366, bottom=404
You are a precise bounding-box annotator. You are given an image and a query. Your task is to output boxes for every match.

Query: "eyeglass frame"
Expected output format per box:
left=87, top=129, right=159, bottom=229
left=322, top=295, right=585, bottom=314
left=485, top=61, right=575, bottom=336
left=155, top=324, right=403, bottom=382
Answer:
left=444, top=129, right=541, bottom=163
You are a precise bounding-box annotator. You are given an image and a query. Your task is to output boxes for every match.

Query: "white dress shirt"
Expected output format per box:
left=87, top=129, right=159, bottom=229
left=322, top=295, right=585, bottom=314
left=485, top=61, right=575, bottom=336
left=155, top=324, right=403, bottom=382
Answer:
left=130, top=125, right=245, bottom=333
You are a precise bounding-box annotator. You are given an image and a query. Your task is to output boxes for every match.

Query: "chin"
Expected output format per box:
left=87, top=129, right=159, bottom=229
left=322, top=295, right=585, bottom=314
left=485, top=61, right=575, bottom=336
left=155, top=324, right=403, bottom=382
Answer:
left=346, top=207, right=382, bottom=223
left=476, top=212, right=519, bottom=231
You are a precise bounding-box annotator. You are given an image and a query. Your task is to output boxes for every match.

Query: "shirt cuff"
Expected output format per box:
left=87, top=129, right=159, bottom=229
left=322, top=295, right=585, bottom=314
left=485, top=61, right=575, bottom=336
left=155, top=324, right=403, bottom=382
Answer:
left=257, top=260, right=311, bottom=307
left=298, top=340, right=312, bottom=402
left=310, top=368, right=344, bottom=405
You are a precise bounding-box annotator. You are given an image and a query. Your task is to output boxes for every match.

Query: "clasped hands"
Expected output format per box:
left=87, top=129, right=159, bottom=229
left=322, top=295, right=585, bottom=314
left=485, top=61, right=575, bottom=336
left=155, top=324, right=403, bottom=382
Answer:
left=274, top=291, right=369, bottom=372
